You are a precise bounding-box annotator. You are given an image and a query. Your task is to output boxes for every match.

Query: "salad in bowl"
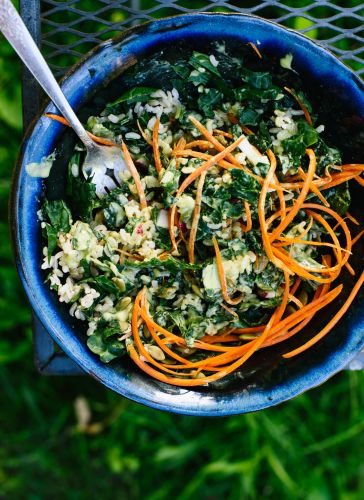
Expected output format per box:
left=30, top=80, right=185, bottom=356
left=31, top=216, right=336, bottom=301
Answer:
left=37, top=41, right=364, bottom=387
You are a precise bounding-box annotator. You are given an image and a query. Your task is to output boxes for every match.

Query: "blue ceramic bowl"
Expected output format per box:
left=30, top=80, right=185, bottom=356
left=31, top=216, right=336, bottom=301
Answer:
left=11, top=13, right=364, bottom=415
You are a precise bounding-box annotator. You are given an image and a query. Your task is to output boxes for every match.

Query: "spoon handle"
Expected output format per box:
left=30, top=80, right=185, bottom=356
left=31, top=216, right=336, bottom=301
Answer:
left=0, top=0, right=93, bottom=148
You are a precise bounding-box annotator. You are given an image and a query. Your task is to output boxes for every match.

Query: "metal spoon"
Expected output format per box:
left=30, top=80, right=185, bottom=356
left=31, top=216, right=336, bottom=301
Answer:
left=0, top=0, right=126, bottom=196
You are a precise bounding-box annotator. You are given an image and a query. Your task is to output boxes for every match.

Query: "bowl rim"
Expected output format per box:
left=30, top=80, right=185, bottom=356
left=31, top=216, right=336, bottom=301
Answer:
left=10, top=12, right=364, bottom=416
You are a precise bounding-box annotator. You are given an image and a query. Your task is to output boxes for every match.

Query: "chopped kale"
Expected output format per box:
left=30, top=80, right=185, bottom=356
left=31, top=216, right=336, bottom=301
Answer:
left=110, top=87, right=157, bottom=106
left=86, top=276, right=121, bottom=297
left=66, top=154, right=101, bottom=220
left=42, top=199, right=72, bottom=256
left=189, top=51, right=222, bottom=77
left=229, top=169, right=261, bottom=203
left=87, top=322, right=125, bottom=363
left=125, top=256, right=202, bottom=274
left=42, top=199, right=72, bottom=234
left=238, top=108, right=260, bottom=126
left=241, top=68, right=273, bottom=90
left=198, top=89, right=223, bottom=118
left=280, top=121, right=319, bottom=172
left=323, top=183, right=351, bottom=216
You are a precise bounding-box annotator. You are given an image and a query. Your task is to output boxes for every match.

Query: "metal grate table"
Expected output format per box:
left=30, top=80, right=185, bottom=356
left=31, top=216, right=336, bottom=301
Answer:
left=19, top=0, right=364, bottom=374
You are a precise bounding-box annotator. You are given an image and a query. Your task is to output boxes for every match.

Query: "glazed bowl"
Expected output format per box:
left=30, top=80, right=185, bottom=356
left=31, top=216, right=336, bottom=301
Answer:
left=11, top=13, right=364, bottom=415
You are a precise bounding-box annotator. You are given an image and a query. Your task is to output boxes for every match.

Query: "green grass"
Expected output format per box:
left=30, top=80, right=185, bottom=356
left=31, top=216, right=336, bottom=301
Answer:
left=1, top=4, right=364, bottom=499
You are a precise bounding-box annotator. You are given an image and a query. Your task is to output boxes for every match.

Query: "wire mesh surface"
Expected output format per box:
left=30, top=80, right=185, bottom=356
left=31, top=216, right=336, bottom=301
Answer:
left=38, top=0, right=364, bottom=77
left=18, top=0, right=364, bottom=374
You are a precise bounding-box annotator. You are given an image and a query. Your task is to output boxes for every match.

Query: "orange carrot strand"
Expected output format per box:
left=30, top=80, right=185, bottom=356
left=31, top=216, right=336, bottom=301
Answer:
left=153, top=118, right=163, bottom=174
left=283, top=271, right=364, bottom=358
left=188, top=172, right=206, bottom=264
left=121, top=142, right=147, bottom=209
left=241, top=201, right=252, bottom=232
left=212, top=236, right=244, bottom=306
left=345, top=211, right=360, bottom=225
left=352, top=229, right=364, bottom=246
left=45, top=113, right=119, bottom=147
left=176, top=134, right=246, bottom=196
left=247, top=41, right=263, bottom=59
left=284, top=87, right=313, bottom=126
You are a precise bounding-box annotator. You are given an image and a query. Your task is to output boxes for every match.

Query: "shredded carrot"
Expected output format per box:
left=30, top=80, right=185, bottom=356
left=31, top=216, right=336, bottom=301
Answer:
left=158, top=250, right=171, bottom=261
left=275, top=237, right=350, bottom=256
left=289, top=278, right=302, bottom=296
left=127, top=256, right=346, bottom=386
left=298, top=167, right=329, bottom=207
left=346, top=211, right=360, bottom=226
left=121, top=142, right=147, bottom=209
left=266, top=284, right=342, bottom=341
left=232, top=326, right=266, bottom=334
left=131, top=290, right=192, bottom=377
left=283, top=270, right=364, bottom=358
left=179, top=227, right=188, bottom=248
left=184, top=140, right=212, bottom=150
left=45, top=113, right=119, bottom=147
left=183, top=118, right=284, bottom=192
left=204, top=310, right=279, bottom=371
left=225, top=310, right=279, bottom=359
left=273, top=270, right=290, bottom=326
left=265, top=282, right=330, bottom=347
left=212, top=236, right=244, bottom=305
left=305, top=205, right=351, bottom=268
left=213, top=129, right=233, bottom=139
left=140, top=295, right=193, bottom=366
left=144, top=284, right=342, bottom=377
left=241, top=125, right=254, bottom=136
left=200, top=334, right=239, bottom=344
left=352, top=229, right=364, bottom=246
left=177, top=137, right=187, bottom=150
left=340, top=164, right=364, bottom=171
left=267, top=203, right=352, bottom=276
left=188, top=116, right=251, bottom=172
left=355, top=175, right=364, bottom=187
left=188, top=172, right=206, bottom=264
left=153, top=118, right=163, bottom=174
left=140, top=306, right=234, bottom=358
left=221, top=302, right=239, bottom=318
left=320, top=171, right=364, bottom=190
left=176, top=134, right=245, bottom=196
left=273, top=246, right=339, bottom=284
left=258, top=149, right=291, bottom=273
left=284, top=87, right=313, bottom=126
left=241, top=201, right=252, bottom=232
left=173, top=149, right=245, bottom=171
left=126, top=333, right=245, bottom=386
left=280, top=222, right=345, bottom=276
left=323, top=170, right=359, bottom=184
left=269, top=149, right=317, bottom=242
left=288, top=294, right=304, bottom=309
left=344, top=261, right=355, bottom=276
left=247, top=41, right=263, bottom=59
left=137, top=120, right=153, bottom=146
left=140, top=303, right=185, bottom=345
left=168, top=205, right=178, bottom=253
